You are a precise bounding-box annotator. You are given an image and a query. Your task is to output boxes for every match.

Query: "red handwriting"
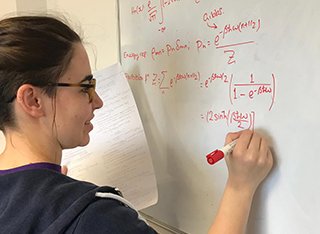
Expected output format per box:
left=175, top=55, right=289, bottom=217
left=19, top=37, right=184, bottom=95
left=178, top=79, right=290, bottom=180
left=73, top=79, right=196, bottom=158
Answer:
left=216, top=41, right=255, bottom=49
left=123, top=3, right=276, bottom=133
left=126, top=71, right=170, bottom=92
left=151, top=46, right=165, bottom=60
left=126, top=73, right=145, bottom=82
left=202, top=7, right=223, bottom=29
left=123, top=38, right=251, bottom=65
left=125, top=70, right=201, bottom=94
left=174, top=72, right=201, bottom=84
left=146, top=0, right=181, bottom=32
left=148, top=1, right=158, bottom=22
left=224, top=50, right=236, bottom=65
left=195, top=39, right=255, bottom=65
left=123, top=51, right=147, bottom=61
left=126, top=70, right=276, bottom=111
left=214, top=19, right=261, bottom=47
left=196, top=17, right=260, bottom=65
left=229, top=73, right=276, bottom=111
left=166, top=39, right=191, bottom=56
left=131, top=4, right=145, bottom=15
left=201, top=109, right=255, bottom=130
left=200, top=72, right=230, bottom=88
left=151, top=38, right=190, bottom=60
left=212, top=18, right=261, bottom=65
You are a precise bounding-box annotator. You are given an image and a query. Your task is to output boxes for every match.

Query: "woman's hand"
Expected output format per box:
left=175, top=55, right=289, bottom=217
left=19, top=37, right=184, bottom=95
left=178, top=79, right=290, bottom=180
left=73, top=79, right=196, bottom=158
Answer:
left=61, top=165, right=68, bottom=175
left=209, top=130, right=273, bottom=234
left=225, top=129, right=273, bottom=193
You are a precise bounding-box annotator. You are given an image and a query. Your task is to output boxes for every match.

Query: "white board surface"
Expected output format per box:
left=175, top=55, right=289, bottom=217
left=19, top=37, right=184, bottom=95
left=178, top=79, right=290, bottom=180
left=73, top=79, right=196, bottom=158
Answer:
left=119, top=0, right=320, bottom=233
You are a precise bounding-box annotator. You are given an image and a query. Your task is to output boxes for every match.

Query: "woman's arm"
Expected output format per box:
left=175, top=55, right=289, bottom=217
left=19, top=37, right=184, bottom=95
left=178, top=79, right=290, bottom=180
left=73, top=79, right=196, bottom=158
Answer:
left=208, top=130, right=273, bottom=234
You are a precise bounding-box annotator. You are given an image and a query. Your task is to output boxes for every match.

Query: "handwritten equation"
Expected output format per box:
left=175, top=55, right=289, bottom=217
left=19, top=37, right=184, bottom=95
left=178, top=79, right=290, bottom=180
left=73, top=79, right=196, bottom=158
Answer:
left=200, top=109, right=255, bottom=130
left=121, top=1, right=277, bottom=130
left=126, top=1, right=261, bottom=65
left=126, top=71, right=276, bottom=111
left=230, top=73, right=276, bottom=111
left=131, top=0, right=182, bottom=33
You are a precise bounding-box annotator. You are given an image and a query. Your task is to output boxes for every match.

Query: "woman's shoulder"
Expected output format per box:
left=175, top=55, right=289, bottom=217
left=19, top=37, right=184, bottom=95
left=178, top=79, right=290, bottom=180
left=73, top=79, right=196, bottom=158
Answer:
left=65, top=192, right=157, bottom=234
left=0, top=168, right=157, bottom=233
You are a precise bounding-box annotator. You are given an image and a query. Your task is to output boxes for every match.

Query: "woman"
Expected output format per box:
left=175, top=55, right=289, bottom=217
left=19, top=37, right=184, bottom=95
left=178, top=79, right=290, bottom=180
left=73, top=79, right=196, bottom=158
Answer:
left=0, top=15, right=273, bottom=233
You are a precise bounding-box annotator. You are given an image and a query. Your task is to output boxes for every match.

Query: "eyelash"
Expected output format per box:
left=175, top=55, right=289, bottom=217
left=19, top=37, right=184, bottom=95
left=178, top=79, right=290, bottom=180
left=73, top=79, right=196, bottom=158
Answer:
left=81, top=87, right=90, bottom=93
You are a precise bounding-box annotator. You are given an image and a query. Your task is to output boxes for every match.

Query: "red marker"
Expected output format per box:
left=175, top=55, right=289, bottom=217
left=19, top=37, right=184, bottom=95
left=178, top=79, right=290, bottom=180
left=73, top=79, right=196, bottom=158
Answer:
left=206, top=140, right=237, bottom=165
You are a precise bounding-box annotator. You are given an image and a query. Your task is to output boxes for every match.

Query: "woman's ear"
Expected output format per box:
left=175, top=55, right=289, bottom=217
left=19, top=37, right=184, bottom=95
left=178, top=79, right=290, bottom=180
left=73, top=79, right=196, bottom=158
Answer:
left=16, top=84, right=46, bottom=118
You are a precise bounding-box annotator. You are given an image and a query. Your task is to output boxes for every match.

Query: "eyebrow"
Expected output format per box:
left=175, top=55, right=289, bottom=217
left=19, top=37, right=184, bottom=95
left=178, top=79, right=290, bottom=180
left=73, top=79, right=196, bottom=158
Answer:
left=80, top=74, right=93, bottom=83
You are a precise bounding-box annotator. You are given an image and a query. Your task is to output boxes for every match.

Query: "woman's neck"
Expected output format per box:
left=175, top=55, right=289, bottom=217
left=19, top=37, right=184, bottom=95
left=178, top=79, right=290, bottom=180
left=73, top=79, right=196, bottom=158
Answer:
left=0, top=130, right=62, bottom=170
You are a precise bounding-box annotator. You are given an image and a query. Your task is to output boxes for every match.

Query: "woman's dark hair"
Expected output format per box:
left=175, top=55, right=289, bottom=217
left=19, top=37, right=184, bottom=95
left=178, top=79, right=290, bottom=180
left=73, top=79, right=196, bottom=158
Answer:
left=0, top=15, right=81, bottom=132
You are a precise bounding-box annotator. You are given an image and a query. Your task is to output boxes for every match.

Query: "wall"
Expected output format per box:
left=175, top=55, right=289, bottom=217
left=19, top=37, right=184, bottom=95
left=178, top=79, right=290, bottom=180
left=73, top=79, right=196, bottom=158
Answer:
left=0, top=0, right=119, bottom=70
left=0, top=0, right=16, bottom=17
left=16, top=0, right=46, bottom=12
left=46, top=0, right=119, bottom=70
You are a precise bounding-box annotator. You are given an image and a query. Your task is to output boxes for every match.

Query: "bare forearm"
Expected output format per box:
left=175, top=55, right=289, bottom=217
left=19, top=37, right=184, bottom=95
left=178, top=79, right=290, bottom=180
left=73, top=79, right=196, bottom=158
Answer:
left=208, top=182, right=255, bottom=234
left=208, top=130, right=273, bottom=234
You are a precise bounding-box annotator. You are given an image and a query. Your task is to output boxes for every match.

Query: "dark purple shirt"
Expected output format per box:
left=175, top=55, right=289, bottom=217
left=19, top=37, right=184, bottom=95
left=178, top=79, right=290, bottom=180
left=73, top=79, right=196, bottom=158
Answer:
left=0, top=162, right=61, bottom=175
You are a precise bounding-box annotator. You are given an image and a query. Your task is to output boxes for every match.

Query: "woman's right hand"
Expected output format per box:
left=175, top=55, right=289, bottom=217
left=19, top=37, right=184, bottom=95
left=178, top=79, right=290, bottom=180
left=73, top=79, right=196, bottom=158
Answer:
left=208, top=130, right=273, bottom=234
left=224, top=130, right=273, bottom=193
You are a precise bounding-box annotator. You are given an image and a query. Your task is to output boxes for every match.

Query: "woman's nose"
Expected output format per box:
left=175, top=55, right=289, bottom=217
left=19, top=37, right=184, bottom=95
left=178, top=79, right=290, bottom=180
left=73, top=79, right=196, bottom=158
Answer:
left=92, top=91, right=103, bottom=109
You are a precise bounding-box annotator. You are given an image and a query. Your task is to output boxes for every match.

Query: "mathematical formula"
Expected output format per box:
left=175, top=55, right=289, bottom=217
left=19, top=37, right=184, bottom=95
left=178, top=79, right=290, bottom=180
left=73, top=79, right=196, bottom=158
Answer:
left=126, top=1, right=261, bottom=65
left=122, top=1, right=277, bottom=130
left=200, top=109, right=255, bottom=130
left=126, top=71, right=276, bottom=111
left=131, top=0, right=182, bottom=33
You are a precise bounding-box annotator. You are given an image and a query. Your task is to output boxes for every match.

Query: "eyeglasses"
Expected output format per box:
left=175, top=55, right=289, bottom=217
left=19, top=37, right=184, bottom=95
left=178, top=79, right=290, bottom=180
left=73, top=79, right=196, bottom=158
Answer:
left=6, top=77, right=96, bottom=103
left=47, top=78, right=96, bottom=103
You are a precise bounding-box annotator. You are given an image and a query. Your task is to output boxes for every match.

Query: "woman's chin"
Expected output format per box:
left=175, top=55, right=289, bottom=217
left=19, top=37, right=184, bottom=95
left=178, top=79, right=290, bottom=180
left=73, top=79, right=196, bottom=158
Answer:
left=60, top=133, right=91, bottom=149
left=79, top=136, right=90, bottom=146
left=62, top=137, right=90, bottom=149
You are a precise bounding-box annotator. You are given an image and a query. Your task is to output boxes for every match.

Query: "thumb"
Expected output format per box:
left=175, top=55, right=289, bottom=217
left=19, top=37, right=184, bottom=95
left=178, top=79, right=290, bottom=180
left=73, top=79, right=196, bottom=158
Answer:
left=61, top=165, right=68, bottom=175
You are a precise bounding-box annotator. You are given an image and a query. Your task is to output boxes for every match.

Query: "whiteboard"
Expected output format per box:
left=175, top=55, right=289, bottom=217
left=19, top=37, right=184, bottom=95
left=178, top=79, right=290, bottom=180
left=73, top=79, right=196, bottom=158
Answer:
left=118, top=0, right=320, bottom=233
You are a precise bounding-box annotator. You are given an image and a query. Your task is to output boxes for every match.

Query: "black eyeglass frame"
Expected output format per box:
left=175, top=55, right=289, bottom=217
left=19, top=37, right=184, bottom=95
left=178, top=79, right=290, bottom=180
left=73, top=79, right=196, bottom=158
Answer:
left=47, top=78, right=96, bottom=103
left=6, top=78, right=96, bottom=103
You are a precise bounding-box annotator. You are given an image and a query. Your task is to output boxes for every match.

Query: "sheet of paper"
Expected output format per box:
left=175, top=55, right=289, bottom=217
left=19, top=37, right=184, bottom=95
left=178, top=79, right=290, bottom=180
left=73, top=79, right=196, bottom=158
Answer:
left=62, top=63, right=158, bottom=210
